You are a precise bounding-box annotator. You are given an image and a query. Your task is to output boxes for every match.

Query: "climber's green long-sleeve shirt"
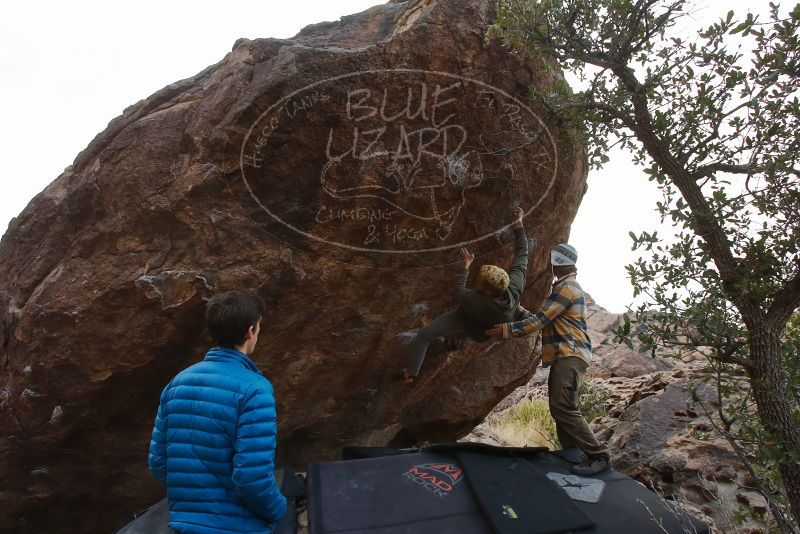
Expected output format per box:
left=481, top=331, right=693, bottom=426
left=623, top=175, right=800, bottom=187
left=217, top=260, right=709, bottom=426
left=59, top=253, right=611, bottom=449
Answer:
left=455, top=228, right=530, bottom=341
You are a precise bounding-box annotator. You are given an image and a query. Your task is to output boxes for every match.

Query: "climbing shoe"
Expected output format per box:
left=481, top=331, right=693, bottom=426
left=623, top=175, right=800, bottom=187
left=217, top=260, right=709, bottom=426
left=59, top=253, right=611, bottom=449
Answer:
left=570, top=454, right=611, bottom=476
left=401, top=369, right=416, bottom=385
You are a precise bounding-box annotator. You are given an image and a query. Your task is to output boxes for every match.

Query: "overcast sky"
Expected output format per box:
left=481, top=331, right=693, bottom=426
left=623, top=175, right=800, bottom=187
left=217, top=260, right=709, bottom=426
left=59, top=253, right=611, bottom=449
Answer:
left=0, top=0, right=774, bottom=312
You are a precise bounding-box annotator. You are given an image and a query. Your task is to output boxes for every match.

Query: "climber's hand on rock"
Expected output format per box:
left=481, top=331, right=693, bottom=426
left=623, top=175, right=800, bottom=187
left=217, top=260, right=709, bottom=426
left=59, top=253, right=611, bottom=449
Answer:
left=511, top=206, right=524, bottom=229
left=485, top=324, right=505, bottom=338
left=461, top=247, right=475, bottom=269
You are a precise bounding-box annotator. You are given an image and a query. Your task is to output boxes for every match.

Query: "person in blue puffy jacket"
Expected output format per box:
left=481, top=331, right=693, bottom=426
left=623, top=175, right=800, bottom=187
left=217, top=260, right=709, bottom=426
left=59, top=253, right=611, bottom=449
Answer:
left=148, top=290, right=287, bottom=534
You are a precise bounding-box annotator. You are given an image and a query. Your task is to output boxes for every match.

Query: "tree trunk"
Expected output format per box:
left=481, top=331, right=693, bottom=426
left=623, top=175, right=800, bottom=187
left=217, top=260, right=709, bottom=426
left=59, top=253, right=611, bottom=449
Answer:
left=749, top=325, right=800, bottom=525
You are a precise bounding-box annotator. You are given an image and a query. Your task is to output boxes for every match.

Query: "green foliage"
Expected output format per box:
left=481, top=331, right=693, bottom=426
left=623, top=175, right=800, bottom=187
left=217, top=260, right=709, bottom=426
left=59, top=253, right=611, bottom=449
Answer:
left=579, top=380, right=611, bottom=423
left=489, top=0, right=800, bottom=528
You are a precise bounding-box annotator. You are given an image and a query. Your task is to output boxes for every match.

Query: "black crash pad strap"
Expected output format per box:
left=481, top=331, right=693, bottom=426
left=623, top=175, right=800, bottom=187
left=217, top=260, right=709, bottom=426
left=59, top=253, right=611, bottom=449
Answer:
left=425, top=442, right=549, bottom=458
left=307, top=463, right=324, bottom=534
left=455, top=450, right=596, bottom=534
left=279, top=467, right=307, bottom=498
left=341, top=442, right=549, bottom=461
left=341, top=446, right=419, bottom=460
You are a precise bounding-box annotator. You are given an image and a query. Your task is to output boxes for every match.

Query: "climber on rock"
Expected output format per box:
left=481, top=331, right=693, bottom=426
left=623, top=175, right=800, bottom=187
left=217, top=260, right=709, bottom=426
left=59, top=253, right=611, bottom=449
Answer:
left=402, top=206, right=532, bottom=384
left=148, top=290, right=287, bottom=533
left=485, top=244, right=612, bottom=476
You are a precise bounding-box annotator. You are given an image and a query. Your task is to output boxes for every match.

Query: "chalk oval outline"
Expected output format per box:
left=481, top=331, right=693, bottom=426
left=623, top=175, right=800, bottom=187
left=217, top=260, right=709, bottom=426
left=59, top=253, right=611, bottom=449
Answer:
left=240, top=68, right=559, bottom=255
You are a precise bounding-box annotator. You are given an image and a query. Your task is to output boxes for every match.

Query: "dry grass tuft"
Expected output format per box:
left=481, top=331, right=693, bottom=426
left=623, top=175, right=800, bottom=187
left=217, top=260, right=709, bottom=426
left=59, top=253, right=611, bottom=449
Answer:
left=489, top=397, right=560, bottom=449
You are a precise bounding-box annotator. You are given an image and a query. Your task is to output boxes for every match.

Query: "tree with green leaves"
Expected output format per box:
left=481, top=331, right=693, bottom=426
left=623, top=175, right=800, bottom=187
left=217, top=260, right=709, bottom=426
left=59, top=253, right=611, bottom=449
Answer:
left=487, top=0, right=800, bottom=529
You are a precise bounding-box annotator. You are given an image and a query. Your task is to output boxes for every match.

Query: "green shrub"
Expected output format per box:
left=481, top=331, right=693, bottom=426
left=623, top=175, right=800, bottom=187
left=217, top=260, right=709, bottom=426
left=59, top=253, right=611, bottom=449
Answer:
left=579, top=381, right=611, bottom=424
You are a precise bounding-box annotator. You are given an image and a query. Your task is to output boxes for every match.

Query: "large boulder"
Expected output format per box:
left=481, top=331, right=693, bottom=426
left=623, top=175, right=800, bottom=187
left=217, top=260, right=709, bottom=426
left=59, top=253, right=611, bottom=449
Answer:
left=0, top=0, right=587, bottom=531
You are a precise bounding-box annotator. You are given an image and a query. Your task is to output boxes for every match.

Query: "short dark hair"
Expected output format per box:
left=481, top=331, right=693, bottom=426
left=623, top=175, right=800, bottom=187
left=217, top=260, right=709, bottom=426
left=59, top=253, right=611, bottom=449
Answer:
left=206, top=290, right=266, bottom=347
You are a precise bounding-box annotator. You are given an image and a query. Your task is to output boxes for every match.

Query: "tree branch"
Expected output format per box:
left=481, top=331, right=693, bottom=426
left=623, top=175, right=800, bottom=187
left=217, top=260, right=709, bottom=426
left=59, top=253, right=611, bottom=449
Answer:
left=768, top=271, right=800, bottom=328
left=555, top=97, right=638, bottom=129
left=613, top=60, right=764, bottom=323
left=691, top=162, right=762, bottom=179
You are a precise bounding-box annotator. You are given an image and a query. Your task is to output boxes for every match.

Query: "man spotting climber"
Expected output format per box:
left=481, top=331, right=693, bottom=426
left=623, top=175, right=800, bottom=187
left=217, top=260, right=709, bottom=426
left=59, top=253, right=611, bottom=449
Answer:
left=403, top=206, right=532, bottom=383
left=486, top=244, right=612, bottom=476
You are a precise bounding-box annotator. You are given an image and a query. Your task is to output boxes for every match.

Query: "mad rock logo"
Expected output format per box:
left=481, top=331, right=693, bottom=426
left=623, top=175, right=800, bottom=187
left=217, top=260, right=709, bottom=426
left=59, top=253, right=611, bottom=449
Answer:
left=240, top=69, right=558, bottom=267
left=402, top=462, right=464, bottom=498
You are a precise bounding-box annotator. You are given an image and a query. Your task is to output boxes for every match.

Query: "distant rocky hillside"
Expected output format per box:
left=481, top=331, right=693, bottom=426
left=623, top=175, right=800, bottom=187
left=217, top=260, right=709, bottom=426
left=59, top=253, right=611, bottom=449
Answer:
left=467, top=296, right=769, bottom=534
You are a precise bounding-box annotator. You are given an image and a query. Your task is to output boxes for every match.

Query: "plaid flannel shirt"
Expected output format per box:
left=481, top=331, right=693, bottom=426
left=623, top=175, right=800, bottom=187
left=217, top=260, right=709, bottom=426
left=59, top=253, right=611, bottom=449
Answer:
left=501, top=273, right=592, bottom=366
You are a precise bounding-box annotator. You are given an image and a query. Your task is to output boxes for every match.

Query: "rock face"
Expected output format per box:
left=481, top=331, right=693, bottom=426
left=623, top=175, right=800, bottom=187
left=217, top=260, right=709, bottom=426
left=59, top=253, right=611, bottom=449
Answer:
left=583, top=294, right=675, bottom=379
left=0, top=1, right=587, bottom=532
left=590, top=375, right=767, bottom=533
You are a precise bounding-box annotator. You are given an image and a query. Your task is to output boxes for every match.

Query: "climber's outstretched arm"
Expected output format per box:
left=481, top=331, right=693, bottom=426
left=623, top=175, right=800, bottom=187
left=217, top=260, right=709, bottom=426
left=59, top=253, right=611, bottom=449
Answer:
left=506, top=207, right=531, bottom=302
left=454, top=247, right=475, bottom=300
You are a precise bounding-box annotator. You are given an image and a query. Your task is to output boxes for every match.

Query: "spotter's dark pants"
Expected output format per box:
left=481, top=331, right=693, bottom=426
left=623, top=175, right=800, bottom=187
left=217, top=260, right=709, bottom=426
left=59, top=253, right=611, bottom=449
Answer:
left=548, top=356, right=610, bottom=461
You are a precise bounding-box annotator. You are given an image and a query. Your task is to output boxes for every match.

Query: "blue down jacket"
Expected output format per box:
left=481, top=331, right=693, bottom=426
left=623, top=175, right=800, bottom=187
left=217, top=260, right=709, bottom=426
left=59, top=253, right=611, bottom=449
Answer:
left=148, top=347, right=287, bottom=533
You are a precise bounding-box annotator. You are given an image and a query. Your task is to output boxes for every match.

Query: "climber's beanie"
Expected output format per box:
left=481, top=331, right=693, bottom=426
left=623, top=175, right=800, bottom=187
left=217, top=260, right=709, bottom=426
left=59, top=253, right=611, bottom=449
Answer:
left=550, top=243, right=578, bottom=266
left=479, top=265, right=510, bottom=295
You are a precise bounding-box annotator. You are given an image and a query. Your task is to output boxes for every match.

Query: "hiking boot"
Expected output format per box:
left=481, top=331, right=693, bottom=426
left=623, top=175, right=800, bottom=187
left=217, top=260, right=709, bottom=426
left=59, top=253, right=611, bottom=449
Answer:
left=570, top=455, right=611, bottom=476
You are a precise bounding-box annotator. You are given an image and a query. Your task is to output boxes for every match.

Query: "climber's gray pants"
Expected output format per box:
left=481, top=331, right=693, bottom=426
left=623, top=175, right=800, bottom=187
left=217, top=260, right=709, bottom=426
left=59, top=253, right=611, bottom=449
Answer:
left=406, top=310, right=469, bottom=376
